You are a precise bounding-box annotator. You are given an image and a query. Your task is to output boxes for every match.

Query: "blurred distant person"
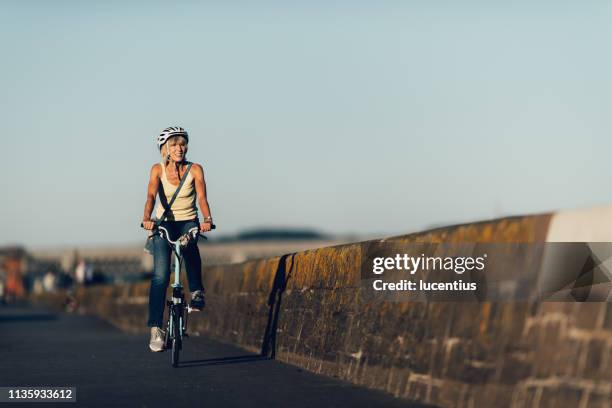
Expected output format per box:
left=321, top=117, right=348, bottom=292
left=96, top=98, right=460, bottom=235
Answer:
left=3, top=256, right=25, bottom=303
left=43, top=271, right=57, bottom=292
left=141, top=126, right=213, bottom=352
left=32, top=277, right=44, bottom=295
left=75, top=260, right=86, bottom=285
left=75, top=259, right=94, bottom=286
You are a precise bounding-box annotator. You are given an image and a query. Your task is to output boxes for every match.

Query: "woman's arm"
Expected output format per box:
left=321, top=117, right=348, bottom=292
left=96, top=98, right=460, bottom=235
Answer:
left=142, top=164, right=161, bottom=230
left=192, top=163, right=213, bottom=232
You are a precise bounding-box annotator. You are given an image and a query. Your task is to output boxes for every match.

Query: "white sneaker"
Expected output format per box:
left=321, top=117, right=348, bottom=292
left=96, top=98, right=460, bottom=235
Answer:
left=149, top=327, right=165, bottom=352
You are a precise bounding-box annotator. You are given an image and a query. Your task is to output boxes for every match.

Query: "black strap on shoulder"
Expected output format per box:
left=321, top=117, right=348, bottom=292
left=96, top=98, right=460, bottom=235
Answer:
left=156, top=162, right=193, bottom=225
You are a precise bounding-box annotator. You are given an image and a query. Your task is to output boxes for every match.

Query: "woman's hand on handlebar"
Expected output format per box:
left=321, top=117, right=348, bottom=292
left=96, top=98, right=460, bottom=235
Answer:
left=200, top=222, right=212, bottom=233
left=142, top=220, right=155, bottom=230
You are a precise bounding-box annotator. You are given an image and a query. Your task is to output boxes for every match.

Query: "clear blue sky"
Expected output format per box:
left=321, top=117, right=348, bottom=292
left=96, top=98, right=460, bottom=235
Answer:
left=1, top=1, right=611, bottom=247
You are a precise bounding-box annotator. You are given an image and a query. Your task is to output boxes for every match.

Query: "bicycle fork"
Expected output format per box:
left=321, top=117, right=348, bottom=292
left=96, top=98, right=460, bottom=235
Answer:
left=168, top=242, right=188, bottom=342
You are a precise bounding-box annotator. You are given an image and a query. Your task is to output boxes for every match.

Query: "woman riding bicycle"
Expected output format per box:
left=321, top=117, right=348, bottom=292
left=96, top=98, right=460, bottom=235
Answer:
left=142, top=126, right=213, bottom=352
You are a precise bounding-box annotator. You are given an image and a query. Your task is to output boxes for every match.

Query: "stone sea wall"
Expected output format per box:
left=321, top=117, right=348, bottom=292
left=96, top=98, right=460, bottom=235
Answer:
left=33, top=208, right=612, bottom=407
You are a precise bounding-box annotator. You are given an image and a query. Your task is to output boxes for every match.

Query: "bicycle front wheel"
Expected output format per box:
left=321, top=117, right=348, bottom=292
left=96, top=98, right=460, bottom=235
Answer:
left=171, top=312, right=181, bottom=367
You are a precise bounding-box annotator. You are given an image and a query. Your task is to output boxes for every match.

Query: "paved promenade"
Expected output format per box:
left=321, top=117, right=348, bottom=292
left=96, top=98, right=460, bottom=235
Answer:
left=0, top=305, right=432, bottom=408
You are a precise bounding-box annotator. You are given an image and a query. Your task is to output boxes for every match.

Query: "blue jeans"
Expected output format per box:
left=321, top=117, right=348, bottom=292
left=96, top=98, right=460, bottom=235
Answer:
left=147, top=219, right=204, bottom=327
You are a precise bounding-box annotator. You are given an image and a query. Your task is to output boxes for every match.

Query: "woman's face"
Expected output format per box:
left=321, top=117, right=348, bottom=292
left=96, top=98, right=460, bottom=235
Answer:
left=166, top=137, right=188, bottom=162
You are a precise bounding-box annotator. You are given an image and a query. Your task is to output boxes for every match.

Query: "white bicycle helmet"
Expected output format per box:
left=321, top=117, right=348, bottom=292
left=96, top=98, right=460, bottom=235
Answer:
left=156, top=126, right=189, bottom=150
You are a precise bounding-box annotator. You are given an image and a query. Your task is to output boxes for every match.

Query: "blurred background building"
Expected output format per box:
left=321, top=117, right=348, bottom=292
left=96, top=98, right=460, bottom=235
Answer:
left=0, top=228, right=360, bottom=301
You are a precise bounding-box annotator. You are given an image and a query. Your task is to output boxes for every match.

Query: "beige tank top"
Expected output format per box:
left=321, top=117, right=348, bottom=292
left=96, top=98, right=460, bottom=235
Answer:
left=154, top=162, right=198, bottom=221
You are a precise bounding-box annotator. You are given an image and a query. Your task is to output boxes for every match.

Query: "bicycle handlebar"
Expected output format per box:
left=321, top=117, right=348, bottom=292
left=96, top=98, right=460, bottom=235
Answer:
left=140, top=222, right=216, bottom=246
left=140, top=222, right=216, bottom=230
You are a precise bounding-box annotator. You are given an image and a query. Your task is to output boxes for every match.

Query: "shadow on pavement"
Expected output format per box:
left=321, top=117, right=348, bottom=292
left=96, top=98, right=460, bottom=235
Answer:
left=0, top=314, right=57, bottom=323
left=179, top=354, right=270, bottom=368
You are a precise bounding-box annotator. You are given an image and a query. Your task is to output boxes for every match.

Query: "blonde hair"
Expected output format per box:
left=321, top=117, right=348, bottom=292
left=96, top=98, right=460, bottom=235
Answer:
left=160, top=136, right=188, bottom=165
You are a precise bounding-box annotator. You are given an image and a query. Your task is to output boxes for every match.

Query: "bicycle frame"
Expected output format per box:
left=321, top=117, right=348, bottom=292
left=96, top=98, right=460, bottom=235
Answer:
left=167, top=240, right=187, bottom=346
left=149, top=225, right=198, bottom=367
left=141, top=222, right=215, bottom=367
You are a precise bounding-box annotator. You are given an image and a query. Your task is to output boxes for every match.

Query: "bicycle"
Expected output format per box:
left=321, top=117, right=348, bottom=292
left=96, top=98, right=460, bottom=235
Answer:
left=142, top=222, right=215, bottom=367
